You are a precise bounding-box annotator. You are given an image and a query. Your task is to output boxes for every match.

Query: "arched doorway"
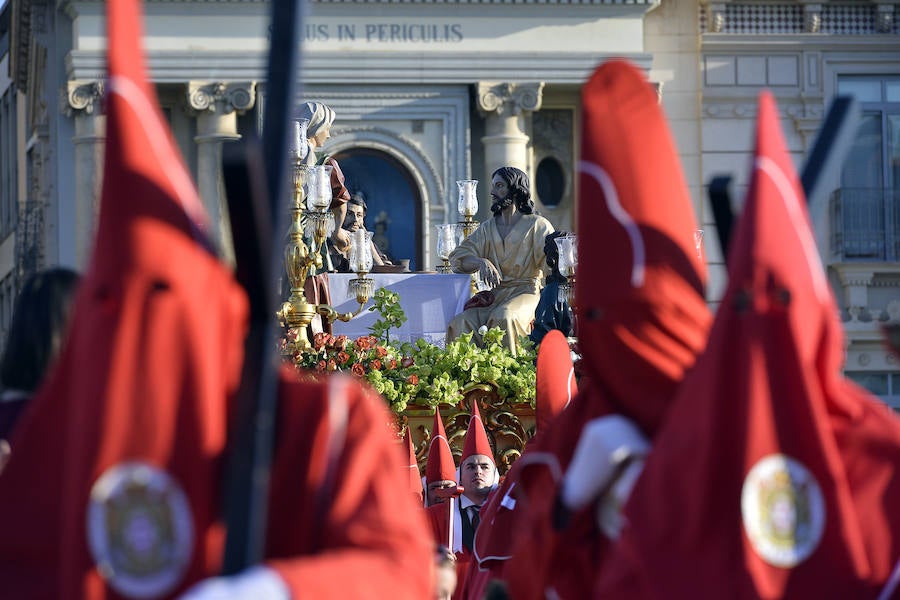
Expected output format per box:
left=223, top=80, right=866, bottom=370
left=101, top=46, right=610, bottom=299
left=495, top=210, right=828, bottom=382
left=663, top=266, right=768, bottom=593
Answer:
left=333, top=149, right=423, bottom=271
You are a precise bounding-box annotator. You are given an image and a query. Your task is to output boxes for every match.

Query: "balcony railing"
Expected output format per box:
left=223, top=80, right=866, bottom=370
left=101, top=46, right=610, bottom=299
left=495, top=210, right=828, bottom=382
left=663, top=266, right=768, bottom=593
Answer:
left=830, top=188, right=900, bottom=262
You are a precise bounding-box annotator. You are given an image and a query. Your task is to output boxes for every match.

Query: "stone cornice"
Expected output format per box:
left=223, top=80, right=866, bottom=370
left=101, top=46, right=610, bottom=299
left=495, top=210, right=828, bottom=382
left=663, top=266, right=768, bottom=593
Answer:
left=67, top=50, right=653, bottom=85
left=69, top=0, right=656, bottom=4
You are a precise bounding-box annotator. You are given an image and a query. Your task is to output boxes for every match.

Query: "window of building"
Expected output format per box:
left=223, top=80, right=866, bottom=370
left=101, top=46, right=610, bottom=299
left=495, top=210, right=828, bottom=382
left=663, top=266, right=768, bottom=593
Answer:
left=0, top=271, right=15, bottom=353
left=332, top=149, right=422, bottom=271
left=832, top=76, right=900, bottom=261
left=845, top=370, right=900, bottom=411
left=536, top=156, right=565, bottom=208
left=0, top=85, right=17, bottom=239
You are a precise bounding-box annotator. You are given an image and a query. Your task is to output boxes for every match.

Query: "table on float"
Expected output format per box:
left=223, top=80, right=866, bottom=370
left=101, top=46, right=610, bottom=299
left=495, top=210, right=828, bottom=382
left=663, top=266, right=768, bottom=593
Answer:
left=329, top=272, right=471, bottom=345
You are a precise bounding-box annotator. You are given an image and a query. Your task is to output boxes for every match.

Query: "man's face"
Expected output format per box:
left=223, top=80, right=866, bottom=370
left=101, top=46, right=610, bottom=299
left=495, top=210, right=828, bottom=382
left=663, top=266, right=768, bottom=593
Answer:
left=343, top=204, right=365, bottom=232
left=427, top=479, right=456, bottom=505
left=459, top=454, right=494, bottom=501
left=490, top=173, right=509, bottom=208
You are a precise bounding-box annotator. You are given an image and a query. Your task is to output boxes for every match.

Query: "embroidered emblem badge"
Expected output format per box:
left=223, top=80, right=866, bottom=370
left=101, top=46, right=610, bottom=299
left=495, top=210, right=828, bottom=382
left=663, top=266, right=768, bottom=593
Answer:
left=87, top=462, right=194, bottom=598
left=741, top=454, right=825, bottom=568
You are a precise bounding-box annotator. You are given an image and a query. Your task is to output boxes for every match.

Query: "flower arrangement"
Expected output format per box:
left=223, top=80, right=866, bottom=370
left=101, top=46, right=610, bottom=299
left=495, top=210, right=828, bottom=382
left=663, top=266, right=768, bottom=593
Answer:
left=288, top=288, right=537, bottom=414
left=293, top=331, right=422, bottom=412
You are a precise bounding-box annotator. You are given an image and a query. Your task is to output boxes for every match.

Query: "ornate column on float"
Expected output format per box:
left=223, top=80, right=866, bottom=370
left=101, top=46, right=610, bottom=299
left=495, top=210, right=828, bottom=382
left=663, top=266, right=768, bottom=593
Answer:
left=187, top=81, right=256, bottom=264
left=476, top=81, right=544, bottom=177
left=65, top=80, right=106, bottom=268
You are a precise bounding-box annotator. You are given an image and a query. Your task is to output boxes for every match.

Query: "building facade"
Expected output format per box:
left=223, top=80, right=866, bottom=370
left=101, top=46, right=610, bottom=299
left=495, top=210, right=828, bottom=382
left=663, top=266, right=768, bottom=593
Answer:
left=3, top=0, right=899, bottom=404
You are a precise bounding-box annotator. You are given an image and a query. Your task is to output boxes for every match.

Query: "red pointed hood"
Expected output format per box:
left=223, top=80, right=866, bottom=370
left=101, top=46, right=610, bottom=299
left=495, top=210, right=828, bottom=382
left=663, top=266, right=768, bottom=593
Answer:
left=535, top=330, right=576, bottom=433
left=462, top=401, right=495, bottom=466
left=575, top=60, right=711, bottom=436
left=600, top=92, right=900, bottom=599
left=425, top=410, right=456, bottom=484
left=0, top=1, right=248, bottom=596
left=403, top=428, right=424, bottom=504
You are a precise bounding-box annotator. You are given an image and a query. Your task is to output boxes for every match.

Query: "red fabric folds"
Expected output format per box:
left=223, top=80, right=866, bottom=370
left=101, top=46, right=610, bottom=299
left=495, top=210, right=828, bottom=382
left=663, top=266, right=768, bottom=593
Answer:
left=504, top=59, right=712, bottom=600
left=597, top=92, right=900, bottom=599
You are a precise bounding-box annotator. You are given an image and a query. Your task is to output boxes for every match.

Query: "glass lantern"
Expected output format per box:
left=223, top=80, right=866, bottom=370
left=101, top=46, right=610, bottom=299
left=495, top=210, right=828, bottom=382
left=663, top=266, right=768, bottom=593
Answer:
left=555, top=233, right=577, bottom=305
left=436, top=223, right=460, bottom=273
left=290, top=118, right=309, bottom=164
left=555, top=234, right=577, bottom=278
left=457, top=180, right=479, bottom=217
left=306, top=164, right=334, bottom=212
left=350, top=228, right=374, bottom=274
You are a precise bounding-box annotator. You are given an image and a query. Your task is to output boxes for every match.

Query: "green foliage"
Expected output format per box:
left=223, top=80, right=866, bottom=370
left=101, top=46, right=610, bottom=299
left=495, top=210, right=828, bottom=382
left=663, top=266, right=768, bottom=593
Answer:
left=405, top=329, right=536, bottom=408
left=289, top=289, right=537, bottom=414
left=368, top=287, right=407, bottom=345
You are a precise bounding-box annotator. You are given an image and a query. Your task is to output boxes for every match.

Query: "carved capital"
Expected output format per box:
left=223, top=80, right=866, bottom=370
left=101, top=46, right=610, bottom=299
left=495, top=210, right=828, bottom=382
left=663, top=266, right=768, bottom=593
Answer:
left=476, top=82, right=544, bottom=118
left=803, top=4, right=823, bottom=33
left=64, top=80, right=105, bottom=117
left=876, top=3, right=895, bottom=34
left=707, top=3, right=727, bottom=33
left=187, top=81, right=256, bottom=115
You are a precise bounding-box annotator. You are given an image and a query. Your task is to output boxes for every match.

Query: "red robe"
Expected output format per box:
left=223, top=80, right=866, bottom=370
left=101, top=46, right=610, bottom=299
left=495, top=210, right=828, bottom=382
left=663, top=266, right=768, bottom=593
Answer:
left=426, top=500, right=474, bottom=600
left=595, top=91, right=900, bottom=600
left=0, top=366, right=433, bottom=599
left=0, top=2, right=432, bottom=596
left=265, top=371, right=433, bottom=597
left=503, top=384, right=616, bottom=600
left=505, top=59, right=712, bottom=600
left=462, top=439, right=533, bottom=600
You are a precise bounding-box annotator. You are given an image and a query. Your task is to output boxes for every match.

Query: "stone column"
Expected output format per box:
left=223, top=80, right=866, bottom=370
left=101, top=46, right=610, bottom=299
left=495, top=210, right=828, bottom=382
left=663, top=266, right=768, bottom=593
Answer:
left=65, top=80, right=106, bottom=268
left=187, top=81, right=256, bottom=265
left=476, top=82, right=544, bottom=177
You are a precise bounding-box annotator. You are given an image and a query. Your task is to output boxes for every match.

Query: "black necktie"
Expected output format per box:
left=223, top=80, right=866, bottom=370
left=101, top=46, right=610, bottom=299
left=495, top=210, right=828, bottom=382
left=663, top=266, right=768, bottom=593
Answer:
left=461, top=503, right=480, bottom=550
left=469, top=505, right=481, bottom=530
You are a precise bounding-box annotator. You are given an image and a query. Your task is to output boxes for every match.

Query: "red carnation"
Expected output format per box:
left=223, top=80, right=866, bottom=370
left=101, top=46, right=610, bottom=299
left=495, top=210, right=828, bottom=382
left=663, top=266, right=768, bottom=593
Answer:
left=313, top=332, right=329, bottom=350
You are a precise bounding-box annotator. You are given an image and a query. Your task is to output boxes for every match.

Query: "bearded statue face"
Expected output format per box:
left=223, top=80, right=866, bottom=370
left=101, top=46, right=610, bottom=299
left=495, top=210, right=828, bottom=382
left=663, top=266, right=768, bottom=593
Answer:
left=490, top=172, right=514, bottom=214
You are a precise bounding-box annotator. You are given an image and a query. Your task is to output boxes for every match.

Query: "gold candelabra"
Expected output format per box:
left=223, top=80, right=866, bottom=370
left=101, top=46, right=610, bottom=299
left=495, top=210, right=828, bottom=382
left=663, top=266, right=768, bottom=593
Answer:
left=278, top=161, right=372, bottom=356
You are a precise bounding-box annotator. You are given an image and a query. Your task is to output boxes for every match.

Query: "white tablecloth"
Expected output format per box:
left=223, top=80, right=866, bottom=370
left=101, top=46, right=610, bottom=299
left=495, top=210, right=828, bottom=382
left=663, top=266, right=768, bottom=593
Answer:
left=329, top=273, right=471, bottom=345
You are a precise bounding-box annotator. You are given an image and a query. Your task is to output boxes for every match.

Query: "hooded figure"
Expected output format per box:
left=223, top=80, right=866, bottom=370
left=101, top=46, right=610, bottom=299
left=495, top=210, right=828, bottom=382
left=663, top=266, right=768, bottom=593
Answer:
left=463, top=329, right=576, bottom=600
left=0, top=2, right=432, bottom=598
left=424, top=409, right=459, bottom=507
left=402, top=428, right=424, bottom=505
left=426, top=402, right=499, bottom=600
left=504, top=59, right=712, bottom=600
left=596, top=92, right=900, bottom=600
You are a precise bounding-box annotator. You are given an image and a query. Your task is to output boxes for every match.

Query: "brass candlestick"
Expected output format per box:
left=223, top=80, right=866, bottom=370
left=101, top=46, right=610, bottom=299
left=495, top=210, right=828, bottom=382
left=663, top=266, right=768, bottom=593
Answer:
left=278, top=162, right=371, bottom=356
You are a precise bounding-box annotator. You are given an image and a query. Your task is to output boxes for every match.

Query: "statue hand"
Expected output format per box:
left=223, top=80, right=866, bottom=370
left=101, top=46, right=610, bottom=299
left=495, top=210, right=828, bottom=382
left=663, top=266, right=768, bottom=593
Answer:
left=332, top=228, right=351, bottom=253
left=479, top=258, right=501, bottom=288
